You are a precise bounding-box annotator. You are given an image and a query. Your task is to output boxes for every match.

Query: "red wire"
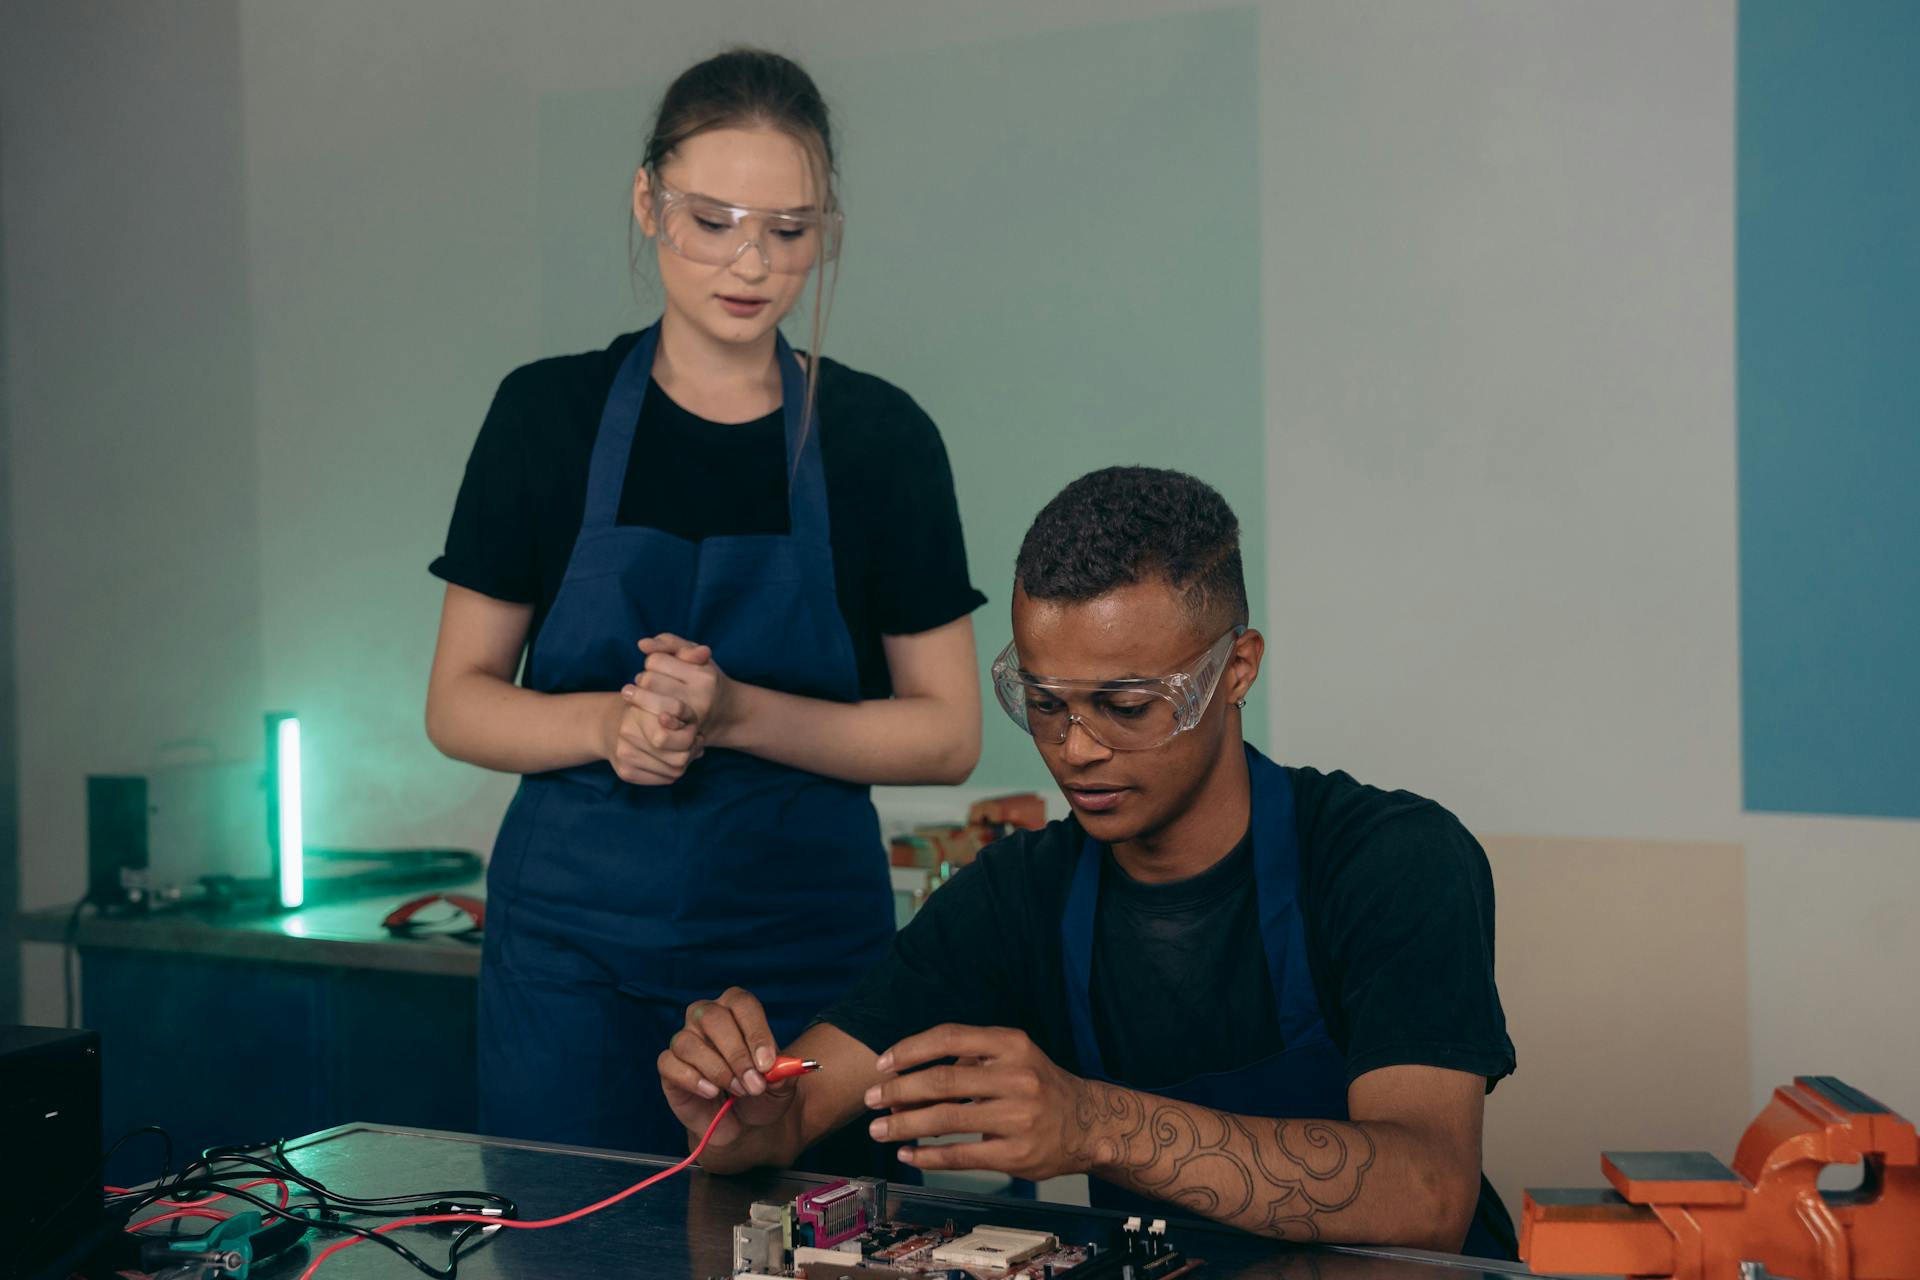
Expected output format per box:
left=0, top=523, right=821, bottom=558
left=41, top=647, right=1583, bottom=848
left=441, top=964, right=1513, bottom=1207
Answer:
left=154, top=1178, right=292, bottom=1211
left=294, top=1098, right=738, bottom=1280
left=113, top=1177, right=294, bottom=1236
left=134, top=1207, right=232, bottom=1232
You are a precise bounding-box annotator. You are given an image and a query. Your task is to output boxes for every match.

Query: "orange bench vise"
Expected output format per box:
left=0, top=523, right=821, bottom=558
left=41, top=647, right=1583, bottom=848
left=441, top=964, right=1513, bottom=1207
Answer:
left=1521, top=1076, right=1917, bottom=1280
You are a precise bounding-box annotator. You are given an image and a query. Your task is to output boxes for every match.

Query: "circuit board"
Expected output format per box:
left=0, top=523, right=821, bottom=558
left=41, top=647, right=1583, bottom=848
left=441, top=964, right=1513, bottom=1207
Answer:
left=723, top=1180, right=1201, bottom=1280
left=847, top=1219, right=1095, bottom=1278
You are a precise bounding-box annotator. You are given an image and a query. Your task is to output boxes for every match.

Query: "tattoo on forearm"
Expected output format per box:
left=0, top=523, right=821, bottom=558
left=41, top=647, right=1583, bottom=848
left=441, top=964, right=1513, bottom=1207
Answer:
left=1070, top=1080, right=1376, bottom=1240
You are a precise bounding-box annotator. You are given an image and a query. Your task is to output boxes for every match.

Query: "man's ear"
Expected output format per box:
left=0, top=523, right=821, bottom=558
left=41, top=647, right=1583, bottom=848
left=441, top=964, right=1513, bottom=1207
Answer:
left=1226, top=627, right=1265, bottom=707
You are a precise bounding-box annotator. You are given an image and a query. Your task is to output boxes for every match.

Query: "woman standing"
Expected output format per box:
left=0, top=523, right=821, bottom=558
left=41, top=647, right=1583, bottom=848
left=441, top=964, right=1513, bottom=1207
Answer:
left=426, top=48, right=984, bottom=1153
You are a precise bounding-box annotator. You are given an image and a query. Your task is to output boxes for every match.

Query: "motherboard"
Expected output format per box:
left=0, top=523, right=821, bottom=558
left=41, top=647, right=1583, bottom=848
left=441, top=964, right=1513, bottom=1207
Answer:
left=722, top=1178, right=1201, bottom=1280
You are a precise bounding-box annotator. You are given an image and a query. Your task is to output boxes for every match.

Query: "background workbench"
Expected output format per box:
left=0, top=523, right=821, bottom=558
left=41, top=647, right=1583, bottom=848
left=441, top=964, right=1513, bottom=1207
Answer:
left=18, top=888, right=483, bottom=1184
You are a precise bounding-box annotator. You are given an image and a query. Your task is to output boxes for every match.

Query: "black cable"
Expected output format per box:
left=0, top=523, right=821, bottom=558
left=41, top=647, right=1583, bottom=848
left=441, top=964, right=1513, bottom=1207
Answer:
left=269, top=1138, right=517, bottom=1212
left=117, top=1181, right=466, bottom=1280
left=103, top=1136, right=516, bottom=1280
left=117, top=1153, right=515, bottom=1280
left=91, top=1125, right=175, bottom=1202
left=166, top=1146, right=515, bottom=1215
left=446, top=1221, right=498, bottom=1273
left=276, top=1140, right=515, bottom=1214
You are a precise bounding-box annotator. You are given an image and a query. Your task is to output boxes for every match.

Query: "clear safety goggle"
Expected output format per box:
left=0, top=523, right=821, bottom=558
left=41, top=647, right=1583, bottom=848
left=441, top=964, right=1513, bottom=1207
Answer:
left=651, top=176, right=842, bottom=276
left=991, top=626, right=1246, bottom=752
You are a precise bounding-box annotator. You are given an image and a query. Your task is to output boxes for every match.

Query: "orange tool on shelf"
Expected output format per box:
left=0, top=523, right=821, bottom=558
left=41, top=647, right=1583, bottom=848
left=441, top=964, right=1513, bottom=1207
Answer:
left=1520, top=1076, right=1918, bottom=1280
left=966, top=793, right=1047, bottom=832
left=887, top=793, right=1048, bottom=874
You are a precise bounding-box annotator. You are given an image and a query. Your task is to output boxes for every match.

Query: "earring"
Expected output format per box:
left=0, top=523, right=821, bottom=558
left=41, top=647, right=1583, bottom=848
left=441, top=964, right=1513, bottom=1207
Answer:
left=1233, top=698, right=1247, bottom=709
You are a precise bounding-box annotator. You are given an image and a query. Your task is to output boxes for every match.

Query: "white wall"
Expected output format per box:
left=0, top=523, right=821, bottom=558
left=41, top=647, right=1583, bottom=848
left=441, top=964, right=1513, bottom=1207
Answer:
left=1262, top=1, right=1740, bottom=844
left=1743, top=813, right=1920, bottom=1113
left=2, top=0, right=263, bottom=1023
left=5, top=0, right=1914, bottom=1177
left=1254, top=0, right=1918, bottom=1125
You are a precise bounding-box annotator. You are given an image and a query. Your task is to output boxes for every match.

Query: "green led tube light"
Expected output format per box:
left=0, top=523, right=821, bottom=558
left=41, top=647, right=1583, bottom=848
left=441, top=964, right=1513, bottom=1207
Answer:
left=266, top=712, right=303, bottom=910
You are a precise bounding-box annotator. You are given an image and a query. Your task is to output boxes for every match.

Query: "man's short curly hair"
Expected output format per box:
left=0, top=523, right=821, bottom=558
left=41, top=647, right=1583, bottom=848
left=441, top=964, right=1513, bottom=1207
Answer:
left=1015, top=467, right=1248, bottom=627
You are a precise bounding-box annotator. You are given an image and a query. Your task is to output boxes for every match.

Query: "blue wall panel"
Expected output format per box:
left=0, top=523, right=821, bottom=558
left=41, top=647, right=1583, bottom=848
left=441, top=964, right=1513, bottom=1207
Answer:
left=1739, top=0, right=1920, bottom=818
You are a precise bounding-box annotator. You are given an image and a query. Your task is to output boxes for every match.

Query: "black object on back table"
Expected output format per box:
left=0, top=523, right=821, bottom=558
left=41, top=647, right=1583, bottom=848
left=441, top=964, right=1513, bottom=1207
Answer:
left=224, top=1123, right=1538, bottom=1280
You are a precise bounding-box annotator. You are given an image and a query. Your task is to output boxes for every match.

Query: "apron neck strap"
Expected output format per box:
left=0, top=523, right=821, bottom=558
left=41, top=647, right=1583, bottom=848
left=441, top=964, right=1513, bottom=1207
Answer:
left=776, top=332, right=831, bottom=545
left=1244, top=746, right=1328, bottom=1047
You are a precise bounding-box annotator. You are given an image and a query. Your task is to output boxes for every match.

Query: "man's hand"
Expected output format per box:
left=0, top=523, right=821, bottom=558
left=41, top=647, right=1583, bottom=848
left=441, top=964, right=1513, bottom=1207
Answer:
left=863, top=1024, right=1095, bottom=1181
left=656, top=987, right=797, bottom=1151
left=636, top=634, right=739, bottom=743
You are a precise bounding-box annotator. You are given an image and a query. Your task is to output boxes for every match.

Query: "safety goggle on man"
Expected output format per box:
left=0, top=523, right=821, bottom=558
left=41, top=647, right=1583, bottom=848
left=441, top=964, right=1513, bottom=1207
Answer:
left=650, top=171, right=844, bottom=275
left=991, top=625, right=1247, bottom=752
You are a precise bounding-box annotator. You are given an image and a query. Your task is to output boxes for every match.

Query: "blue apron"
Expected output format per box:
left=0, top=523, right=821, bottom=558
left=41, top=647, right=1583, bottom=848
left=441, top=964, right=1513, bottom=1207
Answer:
left=477, top=321, right=895, bottom=1154
left=1062, top=745, right=1513, bottom=1259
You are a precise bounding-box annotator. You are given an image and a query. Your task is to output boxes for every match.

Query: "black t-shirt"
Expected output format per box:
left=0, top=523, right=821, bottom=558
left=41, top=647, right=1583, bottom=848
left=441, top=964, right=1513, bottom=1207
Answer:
left=430, top=331, right=987, bottom=696
left=822, top=762, right=1517, bottom=1240
left=1093, top=826, right=1281, bottom=1088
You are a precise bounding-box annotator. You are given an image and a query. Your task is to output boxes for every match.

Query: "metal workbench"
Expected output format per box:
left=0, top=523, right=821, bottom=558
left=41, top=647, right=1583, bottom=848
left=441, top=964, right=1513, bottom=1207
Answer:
left=226, top=1122, right=1547, bottom=1280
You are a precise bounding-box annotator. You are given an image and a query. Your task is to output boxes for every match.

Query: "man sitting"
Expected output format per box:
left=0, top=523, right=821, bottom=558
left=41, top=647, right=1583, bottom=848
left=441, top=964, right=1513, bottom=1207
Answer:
left=655, top=466, right=1516, bottom=1256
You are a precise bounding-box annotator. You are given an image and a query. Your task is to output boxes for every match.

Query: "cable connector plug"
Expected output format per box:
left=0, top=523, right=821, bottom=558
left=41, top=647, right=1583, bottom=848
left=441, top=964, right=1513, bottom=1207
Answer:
left=424, top=1201, right=506, bottom=1218
left=764, top=1056, right=821, bottom=1084
left=422, top=1201, right=508, bottom=1235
